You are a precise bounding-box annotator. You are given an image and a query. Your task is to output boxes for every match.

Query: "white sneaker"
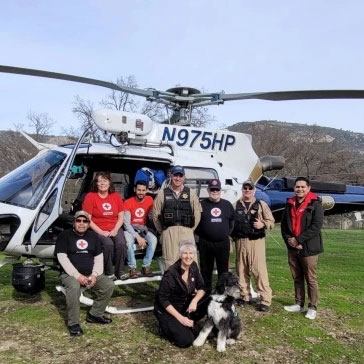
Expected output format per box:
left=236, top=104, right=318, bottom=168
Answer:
left=284, top=304, right=306, bottom=313
left=305, top=309, right=317, bottom=320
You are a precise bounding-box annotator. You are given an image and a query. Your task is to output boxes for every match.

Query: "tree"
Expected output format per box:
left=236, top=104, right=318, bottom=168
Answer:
left=228, top=120, right=362, bottom=184
left=100, top=75, right=139, bottom=112
left=26, top=110, right=56, bottom=141
left=71, top=96, right=101, bottom=141
left=190, top=106, right=216, bottom=128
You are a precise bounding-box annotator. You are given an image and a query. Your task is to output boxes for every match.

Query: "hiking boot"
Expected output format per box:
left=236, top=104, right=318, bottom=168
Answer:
left=284, top=304, right=306, bottom=313
left=236, top=298, right=257, bottom=307
left=141, top=266, right=153, bottom=277
left=118, top=272, right=129, bottom=280
left=129, top=268, right=138, bottom=279
left=257, top=304, right=270, bottom=312
left=305, top=308, right=317, bottom=320
left=68, top=324, right=83, bottom=336
left=86, top=312, right=112, bottom=324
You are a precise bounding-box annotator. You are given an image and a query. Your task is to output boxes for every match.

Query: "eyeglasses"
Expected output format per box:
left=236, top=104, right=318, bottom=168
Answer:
left=209, top=188, right=221, bottom=192
left=75, top=218, right=89, bottom=223
left=243, top=186, right=253, bottom=190
left=172, top=173, right=184, bottom=178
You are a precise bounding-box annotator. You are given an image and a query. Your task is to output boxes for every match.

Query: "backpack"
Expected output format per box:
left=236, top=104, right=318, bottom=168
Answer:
left=134, top=168, right=166, bottom=189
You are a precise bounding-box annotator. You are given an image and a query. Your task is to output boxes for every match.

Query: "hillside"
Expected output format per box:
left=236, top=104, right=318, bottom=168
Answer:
left=0, top=131, right=76, bottom=177
left=228, top=120, right=364, bottom=155
left=228, top=120, right=364, bottom=184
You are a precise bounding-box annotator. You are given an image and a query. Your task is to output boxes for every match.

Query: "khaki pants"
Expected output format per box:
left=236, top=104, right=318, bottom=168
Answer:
left=161, top=226, right=195, bottom=270
left=235, top=237, right=272, bottom=306
left=288, top=252, right=319, bottom=310
left=60, top=273, right=114, bottom=326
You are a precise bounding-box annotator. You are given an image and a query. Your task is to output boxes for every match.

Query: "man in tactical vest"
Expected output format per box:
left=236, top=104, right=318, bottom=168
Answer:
left=232, top=179, right=275, bottom=312
left=153, top=165, right=201, bottom=269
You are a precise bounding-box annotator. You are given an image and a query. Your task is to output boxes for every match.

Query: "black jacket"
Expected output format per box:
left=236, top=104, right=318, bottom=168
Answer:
left=281, top=198, right=324, bottom=257
left=154, top=260, right=205, bottom=314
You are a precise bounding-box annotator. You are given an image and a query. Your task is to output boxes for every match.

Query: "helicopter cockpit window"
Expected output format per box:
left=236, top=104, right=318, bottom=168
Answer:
left=183, top=167, right=218, bottom=198
left=34, top=188, right=58, bottom=232
left=0, top=150, right=66, bottom=209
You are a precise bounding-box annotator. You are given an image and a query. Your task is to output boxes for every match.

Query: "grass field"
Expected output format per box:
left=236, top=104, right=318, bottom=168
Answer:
left=0, top=228, right=363, bottom=364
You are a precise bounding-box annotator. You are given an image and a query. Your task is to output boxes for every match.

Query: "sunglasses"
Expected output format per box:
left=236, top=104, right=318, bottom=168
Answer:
left=209, top=188, right=221, bottom=192
left=75, top=218, right=89, bottom=223
left=243, top=186, right=253, bottom=190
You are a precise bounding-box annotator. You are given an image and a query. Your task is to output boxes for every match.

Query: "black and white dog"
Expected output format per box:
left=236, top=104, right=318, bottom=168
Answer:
left=193, top=272, right=242, bottom=352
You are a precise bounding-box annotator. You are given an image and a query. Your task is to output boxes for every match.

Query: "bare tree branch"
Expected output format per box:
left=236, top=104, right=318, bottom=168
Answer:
left=100, top=76, right=139, bottom=112
left=26, top=110, right=56, bottom=141
left=72, top=96, right=101, bottom=141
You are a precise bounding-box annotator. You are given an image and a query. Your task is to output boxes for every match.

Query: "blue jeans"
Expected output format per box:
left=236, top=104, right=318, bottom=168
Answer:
left=124, top=230, right=157, bottom=268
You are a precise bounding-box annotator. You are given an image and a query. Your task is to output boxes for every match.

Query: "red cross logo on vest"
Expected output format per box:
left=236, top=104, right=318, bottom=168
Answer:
left=76, top=239, right=88, bottom=250
left=102, top=202, right=112, bottom=211
left=135, top=207, right=145, bottom=218
left=211, top=207, right=221, bottom=217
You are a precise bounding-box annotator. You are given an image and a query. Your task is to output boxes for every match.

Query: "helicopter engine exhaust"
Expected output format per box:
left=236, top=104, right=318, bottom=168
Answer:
left=259, top=155, right=285, bottom=173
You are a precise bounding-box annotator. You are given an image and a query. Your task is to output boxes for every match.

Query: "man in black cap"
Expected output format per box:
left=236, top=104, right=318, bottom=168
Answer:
left=55, top=210, right=114, bottom=336
left=231, top=179, right=275, bottom=312
left=153, top=165, right=201, bottom=269
left=195, top=179, right=235, bottom=293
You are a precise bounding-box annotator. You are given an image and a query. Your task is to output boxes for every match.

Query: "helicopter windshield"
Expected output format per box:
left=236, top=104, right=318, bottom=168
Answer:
left=0, top=150, right=67, bottom=209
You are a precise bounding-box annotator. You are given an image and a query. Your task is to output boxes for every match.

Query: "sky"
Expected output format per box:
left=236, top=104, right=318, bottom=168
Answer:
left=1, top=0, right=364, bottom=134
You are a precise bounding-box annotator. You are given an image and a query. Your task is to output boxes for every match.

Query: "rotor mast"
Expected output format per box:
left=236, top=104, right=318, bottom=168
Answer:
left=163, top=86, right=202, bottom=126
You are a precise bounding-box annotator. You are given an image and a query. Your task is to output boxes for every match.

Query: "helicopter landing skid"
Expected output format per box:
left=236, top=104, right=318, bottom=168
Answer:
left=0, top=255, right=18, bottom=268
left=56, top=273, right=163, bottom=314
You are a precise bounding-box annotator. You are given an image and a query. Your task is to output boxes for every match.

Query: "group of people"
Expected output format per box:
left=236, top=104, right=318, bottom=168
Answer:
left=55, top=166, right=324, bottom=342
left=82, top=171, right=157, bottom=280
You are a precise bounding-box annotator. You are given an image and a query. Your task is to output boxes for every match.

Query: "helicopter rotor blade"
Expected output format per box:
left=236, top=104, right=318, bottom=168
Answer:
left=219, top=90, right=364, bottom=102
left=0, top=65, right=154, bottom=98
left=3, top=65, right=364, bottom=114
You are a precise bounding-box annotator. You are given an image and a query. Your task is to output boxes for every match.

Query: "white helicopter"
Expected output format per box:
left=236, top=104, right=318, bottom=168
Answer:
left=1, top=65, right=364, bottom=313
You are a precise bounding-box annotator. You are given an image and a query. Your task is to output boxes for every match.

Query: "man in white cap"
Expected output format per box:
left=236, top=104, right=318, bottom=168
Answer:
left=55, top=210, right=114, bottom=336
left=232, top=179, right=275, bottom=312
left=153, top=165, right=201, bottom=269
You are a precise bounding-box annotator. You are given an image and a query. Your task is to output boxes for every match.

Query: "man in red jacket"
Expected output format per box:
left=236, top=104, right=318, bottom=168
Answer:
left=281, top=177, right=324, bottom=320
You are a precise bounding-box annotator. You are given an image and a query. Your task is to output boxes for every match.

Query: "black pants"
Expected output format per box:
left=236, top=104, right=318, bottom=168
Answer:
left=198, top=237, right=230, bottom=293
left=154, top=295, right=210, bottom=348
left=98, top=230, right=127, bottom=277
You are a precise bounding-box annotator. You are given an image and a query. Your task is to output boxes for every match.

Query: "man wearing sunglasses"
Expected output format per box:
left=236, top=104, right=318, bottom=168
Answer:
left=195, top=179, right=235, bottom=293
left=55, top=210, right=115, bottom=336
left=232, top=179, right=275, bottom=312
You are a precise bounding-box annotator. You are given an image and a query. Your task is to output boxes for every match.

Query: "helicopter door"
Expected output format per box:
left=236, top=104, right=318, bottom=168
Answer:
left=30, top=130, right=89, bottom=248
